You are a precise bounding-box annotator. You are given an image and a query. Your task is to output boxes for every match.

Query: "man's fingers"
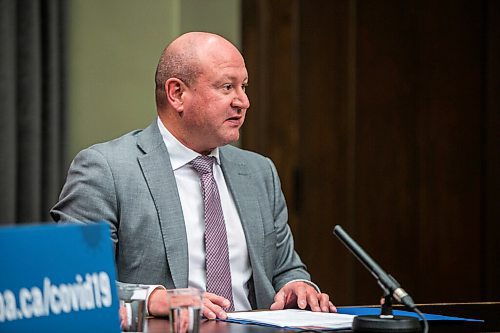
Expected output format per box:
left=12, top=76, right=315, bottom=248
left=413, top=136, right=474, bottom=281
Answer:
left=273, top=281, right=337, bottom=313
left=295, top=285, right=308, bottom=309
left=306, top=290, right=321, bottom=312
left=329, top=301, right=337, bottom=312
left=270, top=291, right=286, bottom=310
left=204, top=292, right=231, bottom=308
left=202, top=293, right=229, bottom=319
left=202, top=300, right=227, bottom=320
left=269, top=301, right=281, bottom=310
left=202, top=306, right=217, bottom=320
left=318, top=293, right=331, bottom=312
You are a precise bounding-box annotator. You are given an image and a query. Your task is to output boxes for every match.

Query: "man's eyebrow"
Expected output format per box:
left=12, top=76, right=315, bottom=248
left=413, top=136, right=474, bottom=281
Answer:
left=219, top=75, right=248, bottom=82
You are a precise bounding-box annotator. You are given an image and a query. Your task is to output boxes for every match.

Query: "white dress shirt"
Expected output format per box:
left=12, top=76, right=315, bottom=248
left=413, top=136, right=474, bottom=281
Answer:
left=157, top=118, right=252, bottom=311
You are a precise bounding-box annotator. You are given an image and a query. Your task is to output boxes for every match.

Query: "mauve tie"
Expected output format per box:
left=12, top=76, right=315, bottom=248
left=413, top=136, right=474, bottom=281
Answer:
left=190, top=155, right=234, bottom=311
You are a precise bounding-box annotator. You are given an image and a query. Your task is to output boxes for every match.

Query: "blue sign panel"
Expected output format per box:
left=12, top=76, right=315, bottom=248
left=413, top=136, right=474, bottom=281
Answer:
left=0, top=223, right=120, bottom=333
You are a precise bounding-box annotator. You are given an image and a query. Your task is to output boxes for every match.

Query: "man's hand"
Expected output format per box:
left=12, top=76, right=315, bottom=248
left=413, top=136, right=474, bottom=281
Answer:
left=270, top=281, right=336, bottom=312
left=147, top=289, right=231, bottom=320
left=148, top=288, right=169, bottom=317
left=201, top=292, right=231, bottom=320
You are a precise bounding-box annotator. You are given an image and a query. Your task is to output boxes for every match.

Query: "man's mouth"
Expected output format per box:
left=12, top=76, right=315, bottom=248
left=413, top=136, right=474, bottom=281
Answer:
left=226, top=115, right=243, bottom=125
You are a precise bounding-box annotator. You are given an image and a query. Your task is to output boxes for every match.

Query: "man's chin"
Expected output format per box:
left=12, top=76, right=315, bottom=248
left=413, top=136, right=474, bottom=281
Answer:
left=220, top=132, right=240, bottom=146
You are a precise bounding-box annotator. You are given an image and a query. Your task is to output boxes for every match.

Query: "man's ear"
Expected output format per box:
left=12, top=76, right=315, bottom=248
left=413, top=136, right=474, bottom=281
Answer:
left=165, top=78, right=187, bottom=112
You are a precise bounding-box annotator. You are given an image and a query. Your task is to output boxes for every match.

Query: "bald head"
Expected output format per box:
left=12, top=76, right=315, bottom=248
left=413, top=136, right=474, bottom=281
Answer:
left=154, top=32, right=242, bottom=109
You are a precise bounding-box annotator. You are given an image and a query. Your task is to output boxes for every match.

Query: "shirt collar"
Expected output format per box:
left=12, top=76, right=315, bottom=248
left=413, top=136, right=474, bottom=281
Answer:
left=157, top=117, right=220, bottom=170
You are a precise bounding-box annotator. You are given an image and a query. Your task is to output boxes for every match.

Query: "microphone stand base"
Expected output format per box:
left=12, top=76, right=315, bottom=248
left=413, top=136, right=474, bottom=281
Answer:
left=352, top=315, right=422, bottom=332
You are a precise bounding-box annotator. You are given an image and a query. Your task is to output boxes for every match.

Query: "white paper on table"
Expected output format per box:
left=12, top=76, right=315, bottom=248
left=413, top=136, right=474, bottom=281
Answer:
left=226, top=309, right=354, bottom=330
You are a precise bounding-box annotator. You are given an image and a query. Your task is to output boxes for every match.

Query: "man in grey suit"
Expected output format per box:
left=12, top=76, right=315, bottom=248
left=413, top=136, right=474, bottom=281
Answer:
left=51, top=32, right=336, bottom=319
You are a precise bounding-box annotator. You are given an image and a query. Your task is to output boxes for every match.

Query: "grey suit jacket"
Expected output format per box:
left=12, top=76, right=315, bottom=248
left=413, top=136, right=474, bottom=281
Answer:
left=51, top=120, right=310, bottom=309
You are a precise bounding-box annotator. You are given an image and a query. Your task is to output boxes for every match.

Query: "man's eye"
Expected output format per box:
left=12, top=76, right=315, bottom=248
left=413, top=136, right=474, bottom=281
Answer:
left=242, top=84, right=248, bottom=92
left=223, top=84, right=233, bottom=91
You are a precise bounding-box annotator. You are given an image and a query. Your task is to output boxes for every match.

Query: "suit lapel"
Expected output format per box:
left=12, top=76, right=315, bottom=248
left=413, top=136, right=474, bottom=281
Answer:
left=136, top=122, right=188, bottom=288
left=220, top=149, right=264, bottom=280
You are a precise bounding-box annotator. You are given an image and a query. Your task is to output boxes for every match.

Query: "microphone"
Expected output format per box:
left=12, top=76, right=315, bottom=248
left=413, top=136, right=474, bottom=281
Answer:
left=333, top=225, right=426, bottom=333
left=333, top=225, right=416, bottom=309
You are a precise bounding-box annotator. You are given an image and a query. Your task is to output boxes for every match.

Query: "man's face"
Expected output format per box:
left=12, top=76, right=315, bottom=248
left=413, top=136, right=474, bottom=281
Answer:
left=181, top=46, right=250, bottom=153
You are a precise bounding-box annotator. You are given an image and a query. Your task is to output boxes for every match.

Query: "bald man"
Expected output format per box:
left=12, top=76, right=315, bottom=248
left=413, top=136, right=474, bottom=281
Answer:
left=51, top=32, right=336, bottom=319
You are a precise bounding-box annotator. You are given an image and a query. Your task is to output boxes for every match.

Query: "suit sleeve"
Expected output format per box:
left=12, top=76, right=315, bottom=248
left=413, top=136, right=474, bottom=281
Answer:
left=51, top=147, right=119, bottom=253
left=266, top=158, right=311, bottom=291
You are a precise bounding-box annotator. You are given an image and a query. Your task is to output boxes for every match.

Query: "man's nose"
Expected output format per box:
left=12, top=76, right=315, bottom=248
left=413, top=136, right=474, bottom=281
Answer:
left=233, top=89, right=250, bottom=109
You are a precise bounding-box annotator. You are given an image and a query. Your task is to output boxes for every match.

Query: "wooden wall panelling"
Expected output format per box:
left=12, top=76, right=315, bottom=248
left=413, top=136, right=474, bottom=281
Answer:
left=484, top=0, right=500, bottom=301
left=353, top=0, right=421, bottom=305
left=242, top=0, right=499, bottom=305
left=297, top=0, right=355, bottom=305
left=241, top=0, right=301, bottom=230
left=416, top=0, right=484, bottom=302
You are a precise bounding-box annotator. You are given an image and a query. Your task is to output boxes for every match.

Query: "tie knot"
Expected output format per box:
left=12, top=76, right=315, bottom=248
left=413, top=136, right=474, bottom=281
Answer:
left=190, top=155, right=215, bottom=175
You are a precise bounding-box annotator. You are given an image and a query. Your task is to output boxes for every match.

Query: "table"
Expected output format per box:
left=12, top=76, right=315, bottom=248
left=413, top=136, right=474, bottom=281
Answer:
left=411, top=302, right=500, bottom=332
left=144, top=302, right=500, bottom=333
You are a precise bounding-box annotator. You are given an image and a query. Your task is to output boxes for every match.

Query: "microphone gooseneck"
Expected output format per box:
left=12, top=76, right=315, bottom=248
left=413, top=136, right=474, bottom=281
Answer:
left=333, top=225, right=416, bottom=309
left=333, top=225, right=427, bottom=333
